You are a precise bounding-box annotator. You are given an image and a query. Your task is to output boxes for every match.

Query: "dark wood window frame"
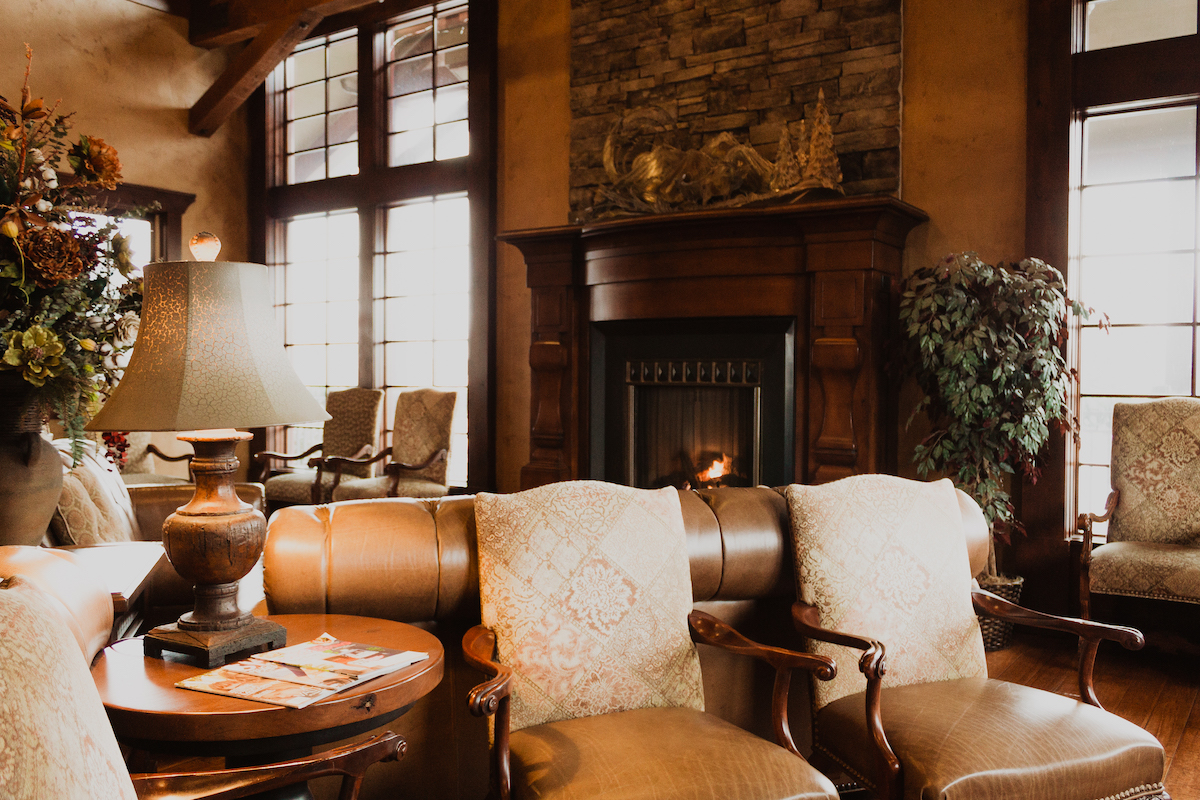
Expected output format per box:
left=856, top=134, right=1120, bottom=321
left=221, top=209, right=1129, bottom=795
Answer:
left=1022, top=0, right=1200, bottom=612
left=249, top=0, right=497, bottom=491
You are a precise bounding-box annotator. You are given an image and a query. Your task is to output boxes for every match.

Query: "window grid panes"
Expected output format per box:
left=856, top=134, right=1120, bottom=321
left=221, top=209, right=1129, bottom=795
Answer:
left=385, top=1, right=469, bottom=167
left=1084, top=0, right=1197, bottom=51
left=378, top=193, right=470, bottom=486
left=283, top=30, right=359, bottom=185
left=1073, top=102, right=1200, bottom=537
left=275, top=209, right=361, bottom=454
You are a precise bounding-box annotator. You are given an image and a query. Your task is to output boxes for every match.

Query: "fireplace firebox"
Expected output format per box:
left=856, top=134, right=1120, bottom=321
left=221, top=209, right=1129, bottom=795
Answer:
left=499, top=196, right=928, bottom=490
left=591, top=318, right=793, bottom=489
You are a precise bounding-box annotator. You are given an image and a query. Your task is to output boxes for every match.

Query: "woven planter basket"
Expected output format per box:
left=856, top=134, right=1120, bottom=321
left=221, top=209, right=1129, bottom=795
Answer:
left=977, top=575, right=1024, bottom=652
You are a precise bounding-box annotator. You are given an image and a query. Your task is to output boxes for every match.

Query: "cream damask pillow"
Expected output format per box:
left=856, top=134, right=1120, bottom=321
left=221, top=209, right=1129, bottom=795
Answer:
left=785, top=475, right=987, bottom=709
left=475, top=480, right=704, bottom=731
left=0, top=575, right=136, bottom=800
left=50, top=443, right=138, bottom=546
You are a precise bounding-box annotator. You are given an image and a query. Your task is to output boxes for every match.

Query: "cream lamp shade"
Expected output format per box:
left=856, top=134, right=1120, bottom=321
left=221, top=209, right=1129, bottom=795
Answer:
left=86, top=258, right=329, bottom=432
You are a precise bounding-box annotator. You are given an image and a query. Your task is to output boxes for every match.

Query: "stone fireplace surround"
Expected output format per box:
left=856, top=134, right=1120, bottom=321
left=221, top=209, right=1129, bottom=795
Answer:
left=500, top=195, right=926, bottom=490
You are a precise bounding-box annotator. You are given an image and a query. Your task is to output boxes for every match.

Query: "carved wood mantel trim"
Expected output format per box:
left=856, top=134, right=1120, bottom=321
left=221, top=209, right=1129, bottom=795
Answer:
left=500, top=197, right=927, bottom=490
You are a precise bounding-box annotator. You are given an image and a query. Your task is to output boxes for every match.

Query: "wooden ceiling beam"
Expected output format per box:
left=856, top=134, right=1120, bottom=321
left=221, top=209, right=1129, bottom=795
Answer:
left=189, top=10, right=321, bottom=137
left=189, top=0, right=382, bottom=48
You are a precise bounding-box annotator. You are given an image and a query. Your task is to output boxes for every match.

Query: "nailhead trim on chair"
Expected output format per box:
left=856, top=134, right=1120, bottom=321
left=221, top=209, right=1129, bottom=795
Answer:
left=1092, top=587, right=1200, bottom=605
left=1093, top=783, right=1166, bottom=800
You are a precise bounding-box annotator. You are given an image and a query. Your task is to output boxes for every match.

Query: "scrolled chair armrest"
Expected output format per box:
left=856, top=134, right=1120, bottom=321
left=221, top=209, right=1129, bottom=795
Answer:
left=253, top=442, right=324, bottom=465
left=462, top=625, right=514, bottom=800
left=318, top=448, right=390, bottom=471
left=145, top=444, right=192, bottom=463
left=129, top=731, right=405, bottom=800
left=463, top=625, right=512, bottom=717
left=383, top=448, right=448, bottom=476
left=791, top=601, right=886, bottom=680
left=689, top=609, right=834, bottom=756
left=972, top=584, right=1143, bottom=708
left=791, top=601, right=900, bottom=799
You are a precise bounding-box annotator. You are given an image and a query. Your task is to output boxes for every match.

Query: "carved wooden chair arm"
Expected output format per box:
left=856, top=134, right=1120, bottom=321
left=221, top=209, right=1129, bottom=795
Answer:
left=129, top=731, right=405, bottom=800
left=689, top=609, right=834, bottom=756
left=462, top=625, right=514, bottom=800
left=319, top=448, right=390, bottom=471
left=791, top=601, right=900, bottom=799
left=382, top=448, right=448, bottom=476
left=972, top=586, right=1143, bottom=707
left=253, top=442, right=324, bottom=466
left=1077, top=489, right=1119, bottom=545
left=146, top=443, right=192, bottom=463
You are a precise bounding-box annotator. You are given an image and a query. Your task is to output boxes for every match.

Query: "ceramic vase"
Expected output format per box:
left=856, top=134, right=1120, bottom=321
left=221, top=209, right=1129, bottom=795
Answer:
left=0, top=372, right=63, bottom=547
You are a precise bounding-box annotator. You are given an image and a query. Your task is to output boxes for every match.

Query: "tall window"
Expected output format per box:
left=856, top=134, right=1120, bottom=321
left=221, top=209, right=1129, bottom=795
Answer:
left=259, top=0, right=494, bottom=489
left=1028, top=0, right=1200, bottom=540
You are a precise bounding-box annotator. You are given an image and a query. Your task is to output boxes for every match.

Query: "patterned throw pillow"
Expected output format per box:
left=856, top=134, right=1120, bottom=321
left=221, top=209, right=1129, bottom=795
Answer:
left=475, top=481, right=704, bottom=732
left=785, top=475, right=987, bottom=710
left=50, top=442, right=138, bottom=546
left=0, top=575, right=136, bottom=800
left=1109, top=398, right=1200, bottom=545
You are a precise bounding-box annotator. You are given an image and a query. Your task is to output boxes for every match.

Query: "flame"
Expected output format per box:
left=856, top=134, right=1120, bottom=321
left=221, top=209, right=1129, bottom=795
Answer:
left=697, top=454, right=733, bottom=483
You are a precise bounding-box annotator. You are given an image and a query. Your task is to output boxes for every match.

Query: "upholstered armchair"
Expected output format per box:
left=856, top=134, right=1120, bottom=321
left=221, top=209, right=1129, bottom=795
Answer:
left=329, top=388, right=456, bottom=501
left=119, top=432, right=193, bottom=486
left=255, top=387, right=384, bottom=509
left=462, top=481, right=840, bottom=800
left=0, top=555, right=404, bottom=800
left=785, top=474, right=1167, bottom=800
left=1079, top=397, right=1200, bottom=619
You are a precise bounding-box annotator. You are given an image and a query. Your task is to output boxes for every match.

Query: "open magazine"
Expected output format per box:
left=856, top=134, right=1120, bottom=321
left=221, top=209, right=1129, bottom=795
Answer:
left=176, top=633, right=429, bottom=709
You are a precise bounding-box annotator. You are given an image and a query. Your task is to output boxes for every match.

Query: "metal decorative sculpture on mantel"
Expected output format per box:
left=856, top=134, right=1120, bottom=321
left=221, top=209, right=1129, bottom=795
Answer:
left=585, top=89, right=844, bottom=221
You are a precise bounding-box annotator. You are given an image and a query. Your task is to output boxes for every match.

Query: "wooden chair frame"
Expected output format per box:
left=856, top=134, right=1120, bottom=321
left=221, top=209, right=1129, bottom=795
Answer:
left=254, top=443, right=374, bottom=505
left=1077, top=489, right=1121, bottom=620
left=463, top=609, right=836, bottom=800
left=319, top=447, right=448, bottom=498
left=129, top=731, right=404, bottom=800
left=791, top=589, right=1145, bottom=800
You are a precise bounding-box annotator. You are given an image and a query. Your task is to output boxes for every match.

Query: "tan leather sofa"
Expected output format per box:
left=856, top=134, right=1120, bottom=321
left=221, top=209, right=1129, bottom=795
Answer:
left=264, top=487, right=989, bottom=800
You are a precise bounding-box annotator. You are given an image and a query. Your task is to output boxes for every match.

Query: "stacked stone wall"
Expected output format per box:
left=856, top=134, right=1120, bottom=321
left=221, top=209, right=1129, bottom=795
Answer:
left=570, top=0, right=901, bottom=218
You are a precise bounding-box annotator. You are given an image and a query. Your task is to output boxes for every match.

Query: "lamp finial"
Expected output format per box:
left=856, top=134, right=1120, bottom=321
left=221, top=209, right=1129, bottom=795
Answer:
left=189, top=231, right=221, bottom=262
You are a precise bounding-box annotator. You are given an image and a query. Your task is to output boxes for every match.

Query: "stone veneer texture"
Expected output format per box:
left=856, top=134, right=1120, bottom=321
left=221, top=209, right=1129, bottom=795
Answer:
left=570, top=0, right=901, bottom=219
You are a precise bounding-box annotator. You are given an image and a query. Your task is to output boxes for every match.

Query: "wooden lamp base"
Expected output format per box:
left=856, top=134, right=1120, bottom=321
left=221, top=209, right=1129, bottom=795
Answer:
left=144, top=431, right=285, bottom=667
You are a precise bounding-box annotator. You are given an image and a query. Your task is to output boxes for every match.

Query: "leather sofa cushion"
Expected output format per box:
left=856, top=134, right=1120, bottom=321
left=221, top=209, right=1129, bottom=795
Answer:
left=510, top=707, right=837, bottom=800
left=817, top=677, right=1165, bottom=800
left=0, top=575, right=136, bottom=800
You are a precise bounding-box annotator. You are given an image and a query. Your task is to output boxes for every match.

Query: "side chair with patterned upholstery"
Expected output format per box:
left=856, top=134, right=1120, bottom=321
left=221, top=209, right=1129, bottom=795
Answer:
left=1079, top=397, right=1200, bottom=620
left=786, top=474, right=1167, bottom=800
left=254, top=387, right=384, bottom=510
left=462, top=480, right=840, bottom=800
left=329, top=388, right=456, bottom=500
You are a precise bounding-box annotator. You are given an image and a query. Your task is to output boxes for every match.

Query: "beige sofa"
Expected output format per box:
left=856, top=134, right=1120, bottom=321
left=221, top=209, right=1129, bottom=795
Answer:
left=261, top=487, right=985, bottom=800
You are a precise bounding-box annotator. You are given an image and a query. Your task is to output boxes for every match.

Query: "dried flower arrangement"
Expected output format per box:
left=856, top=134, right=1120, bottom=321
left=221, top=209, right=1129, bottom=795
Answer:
left=0, top=47, right=142, bottom=461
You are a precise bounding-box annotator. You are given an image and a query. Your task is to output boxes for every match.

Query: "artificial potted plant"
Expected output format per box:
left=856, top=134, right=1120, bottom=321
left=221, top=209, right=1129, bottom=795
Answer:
left=899, top=252, right=1093, bottom=648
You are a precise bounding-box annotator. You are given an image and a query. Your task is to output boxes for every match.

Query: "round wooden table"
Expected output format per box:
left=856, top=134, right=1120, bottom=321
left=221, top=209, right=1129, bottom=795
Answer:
left=93, top=614, right=444, bottom=762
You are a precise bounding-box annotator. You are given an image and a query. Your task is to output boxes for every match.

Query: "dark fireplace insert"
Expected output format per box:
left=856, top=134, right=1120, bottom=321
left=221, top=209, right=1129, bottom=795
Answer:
left=590, top=317, right=794, bottom=489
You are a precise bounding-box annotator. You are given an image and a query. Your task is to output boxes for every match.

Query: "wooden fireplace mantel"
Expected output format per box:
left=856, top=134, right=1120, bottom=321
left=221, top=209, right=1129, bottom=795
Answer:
left=499, top=195, right=929, bottom=490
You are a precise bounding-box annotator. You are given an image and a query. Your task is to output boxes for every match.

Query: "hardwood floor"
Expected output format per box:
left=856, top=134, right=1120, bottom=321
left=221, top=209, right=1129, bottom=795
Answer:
left=989, top=629, right=1200, bottom=797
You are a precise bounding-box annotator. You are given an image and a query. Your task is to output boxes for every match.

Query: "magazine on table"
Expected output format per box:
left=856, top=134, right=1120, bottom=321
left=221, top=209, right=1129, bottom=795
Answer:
left=175, top=633, right=429, bottom=708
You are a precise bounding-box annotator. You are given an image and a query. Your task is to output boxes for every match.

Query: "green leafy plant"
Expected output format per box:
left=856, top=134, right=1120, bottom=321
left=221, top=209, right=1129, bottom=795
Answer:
left=899, top=252, right=1095, bottom=577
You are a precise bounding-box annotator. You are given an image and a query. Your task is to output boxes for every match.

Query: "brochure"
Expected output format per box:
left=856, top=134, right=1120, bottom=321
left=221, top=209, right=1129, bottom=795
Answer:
left=175, top=667, right=336, bottom=709
left=175, top=633, right=429, bottom=708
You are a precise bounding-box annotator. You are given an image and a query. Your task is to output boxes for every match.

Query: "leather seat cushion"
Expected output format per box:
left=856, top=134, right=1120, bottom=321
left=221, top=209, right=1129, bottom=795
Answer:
left=816, top=677, right=1165, bottom=799
left=1091, top=540, right=1200, bottom=604
left=510, top=707, right=837, bottom=800
left=331, top=476, right=449, bottom=501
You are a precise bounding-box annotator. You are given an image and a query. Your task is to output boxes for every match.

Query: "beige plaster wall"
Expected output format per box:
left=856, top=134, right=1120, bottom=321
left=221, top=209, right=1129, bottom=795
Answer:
left=900, top=0, right=1028, bottom=273
left=0, top=0, right=249, bottom=261
left=4, top=0, right=251, bottom=478
left=494, top=0, right=572, bottom=491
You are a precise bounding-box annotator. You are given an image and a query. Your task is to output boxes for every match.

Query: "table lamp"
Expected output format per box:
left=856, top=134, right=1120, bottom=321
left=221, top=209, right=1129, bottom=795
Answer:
left=86, top=233, right=330, bottom=667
